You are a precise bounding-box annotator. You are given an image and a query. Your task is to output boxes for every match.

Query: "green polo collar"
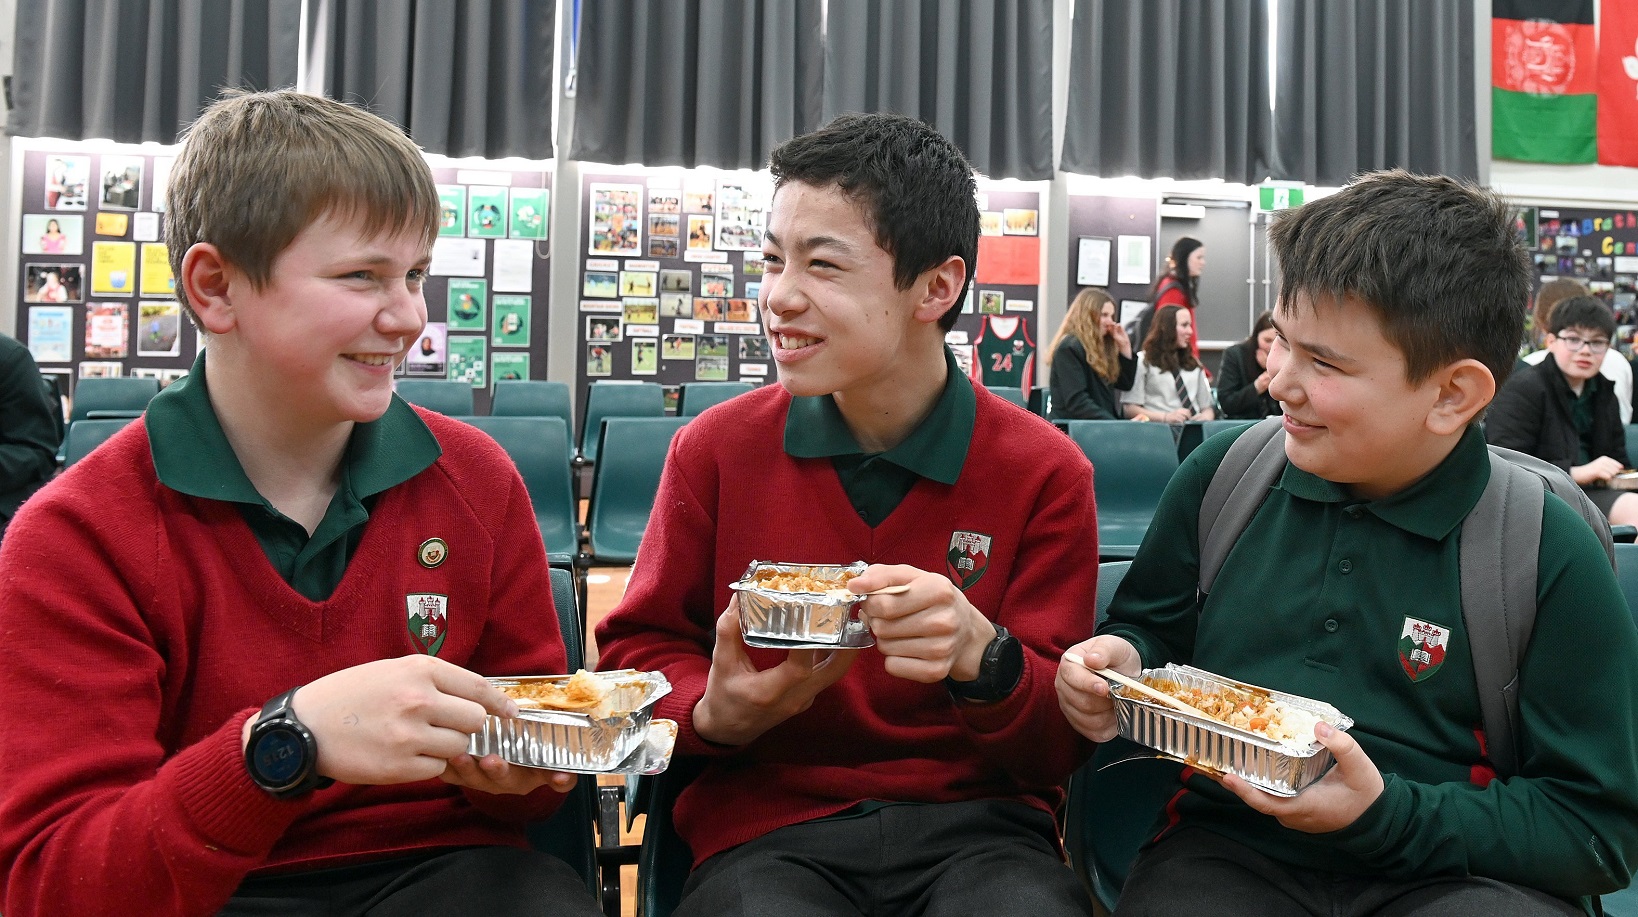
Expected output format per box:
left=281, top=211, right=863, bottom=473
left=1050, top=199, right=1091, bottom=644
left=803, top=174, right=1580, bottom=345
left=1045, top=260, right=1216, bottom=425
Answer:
left=782, top=346, right=974, bottom=485
left=147, top=351, right=440, bottom=503
left=1274, top=424, right=1488, bottom=542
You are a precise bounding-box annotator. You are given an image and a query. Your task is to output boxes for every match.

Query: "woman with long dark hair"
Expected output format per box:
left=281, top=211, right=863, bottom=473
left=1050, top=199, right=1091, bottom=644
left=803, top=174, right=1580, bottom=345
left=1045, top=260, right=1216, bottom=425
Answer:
left=1135, top=237, right=1205, bottom=357
left=1215, top=311, right=1281, bottom=419
left=1047, top=288, right=1135, bottom=420
left=1122, top=305, right=1214, bottom=422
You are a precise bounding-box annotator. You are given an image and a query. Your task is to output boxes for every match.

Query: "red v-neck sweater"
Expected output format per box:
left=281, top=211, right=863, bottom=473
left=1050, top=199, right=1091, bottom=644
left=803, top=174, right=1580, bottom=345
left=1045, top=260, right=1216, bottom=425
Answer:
left=595, top=385, right=1099, bottom=866
left=0, top=410, right=567, bottom=917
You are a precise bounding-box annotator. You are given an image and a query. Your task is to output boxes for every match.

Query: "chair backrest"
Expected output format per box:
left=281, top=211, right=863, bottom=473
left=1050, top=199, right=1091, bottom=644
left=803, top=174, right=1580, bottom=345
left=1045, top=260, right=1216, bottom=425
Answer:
left=989, top=385, right=1027, bottom=409
left=69, top=377, right=157, bottom=423
left=39, top=373, right=66, bottom=445
left=465, top=416, right=578, bottom=565
left=678, top=381, right=753, bottom=417
left=395, top=379, right=474, bottom=416
left=579, top=382, right=665, bottom=463
left=62, top=418, right=135, bottom=467
left=523, top=564, right=600, bottom=897
left=1063, top=420, right=1180, bottom=559
left=585, top=417, right=686, bottom=564
left=1626, top=425, right=1638, bottom=471
left=1062, top=560, right=1183, bottom=912
left=491, top=379, right=573, bottom=427
left=1027, top=386, right=1051, bottom=418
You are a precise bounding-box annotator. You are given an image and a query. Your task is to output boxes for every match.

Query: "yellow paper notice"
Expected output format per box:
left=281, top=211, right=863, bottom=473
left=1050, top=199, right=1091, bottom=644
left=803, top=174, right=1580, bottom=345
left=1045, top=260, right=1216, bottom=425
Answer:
left=91, top=241, right=137, bottom=296
left=140, top=243, right=174, bottom=296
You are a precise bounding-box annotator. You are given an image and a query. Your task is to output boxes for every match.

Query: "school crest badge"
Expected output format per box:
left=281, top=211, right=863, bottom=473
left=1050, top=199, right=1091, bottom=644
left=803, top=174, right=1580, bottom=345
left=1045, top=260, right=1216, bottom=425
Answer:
left=947, top=531, right=992, bottom=591
left=1397, top=616, right=1449, bottom=683
left=406, top=593, right=449, bottom=656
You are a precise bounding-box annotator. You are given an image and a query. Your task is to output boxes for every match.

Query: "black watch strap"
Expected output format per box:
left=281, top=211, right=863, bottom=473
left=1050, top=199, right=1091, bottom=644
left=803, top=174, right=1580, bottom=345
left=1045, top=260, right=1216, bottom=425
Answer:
left=244, top=686, right=333, bottom=799
left=945, top=623, right=1025, bottom=704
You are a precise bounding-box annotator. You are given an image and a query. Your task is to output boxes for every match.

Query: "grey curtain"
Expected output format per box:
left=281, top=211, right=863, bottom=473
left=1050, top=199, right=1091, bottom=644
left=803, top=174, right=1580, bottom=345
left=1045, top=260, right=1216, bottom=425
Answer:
left=308, top=0, right=556, bottom=159
left=571, top=0, right=823, bottom=169
left=1060, top=0, right=1271, bottom=183
left=1270, top=0, right=1475, bottom=185
left=10, top=0, right=300, bottom=142
left=822, top=0, right=1055, bottom=181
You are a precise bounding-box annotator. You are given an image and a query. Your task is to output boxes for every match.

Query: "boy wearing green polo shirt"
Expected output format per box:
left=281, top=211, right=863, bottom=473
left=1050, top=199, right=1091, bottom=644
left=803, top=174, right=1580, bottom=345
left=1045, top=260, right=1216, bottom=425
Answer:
left=0, top=91, right=602, bottom=917
left=1058, top=171, right=1638, bottom=916
left=597, top=113, right=1098, bottom=916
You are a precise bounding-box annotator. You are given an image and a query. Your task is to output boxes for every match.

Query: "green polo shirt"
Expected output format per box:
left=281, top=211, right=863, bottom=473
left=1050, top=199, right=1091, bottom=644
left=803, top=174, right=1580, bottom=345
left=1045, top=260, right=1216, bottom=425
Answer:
left=1100, top=423, right=1638, bottom=903
left=145, top=352, right=440, bottom=601
left=783, top=348, right=974, bottom=526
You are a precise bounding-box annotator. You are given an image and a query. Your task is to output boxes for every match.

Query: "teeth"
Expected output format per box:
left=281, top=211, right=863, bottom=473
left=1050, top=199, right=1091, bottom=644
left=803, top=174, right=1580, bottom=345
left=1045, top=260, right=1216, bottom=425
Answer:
left=777, top=333, right=818, bottom=349
left=349, top=354, right=394, bottom=366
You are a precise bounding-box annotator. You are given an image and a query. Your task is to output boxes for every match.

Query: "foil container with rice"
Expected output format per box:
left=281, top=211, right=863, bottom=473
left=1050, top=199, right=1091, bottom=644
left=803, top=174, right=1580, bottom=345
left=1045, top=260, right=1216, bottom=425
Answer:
left=1612, top=471, right=1638, bottom=491
left=1110, top=664, right=1352, bottom=797
left=468, top=670, right=677, bottom=775
left=731, top=561, right=875, bottom=649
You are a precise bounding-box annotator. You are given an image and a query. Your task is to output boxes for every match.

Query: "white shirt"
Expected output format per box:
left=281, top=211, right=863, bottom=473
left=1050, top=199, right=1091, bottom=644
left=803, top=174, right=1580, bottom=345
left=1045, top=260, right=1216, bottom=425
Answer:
left=1522, top=347, right=1633, bottom=424
left=1123, top=354, right=1215, bottom=417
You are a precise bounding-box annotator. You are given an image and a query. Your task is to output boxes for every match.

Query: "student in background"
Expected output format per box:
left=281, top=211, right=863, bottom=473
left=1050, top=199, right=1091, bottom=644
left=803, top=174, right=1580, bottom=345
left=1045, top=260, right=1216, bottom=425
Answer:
left=1123, top=305, right=1215, bottom=423
left=1214, top=311, right=1282, bottom=419
left=1049, top=287, right=1135, bottom=420
left=1135, top=236, right=1204, bottom=356
left=1521, top=279, right=1633, bottom=423
left=0, top=333, right=60, bottom=541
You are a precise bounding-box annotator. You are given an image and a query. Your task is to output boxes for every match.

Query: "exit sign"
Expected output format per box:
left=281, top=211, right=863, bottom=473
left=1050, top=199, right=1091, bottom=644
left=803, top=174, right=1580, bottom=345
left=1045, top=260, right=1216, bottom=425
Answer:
left=1259, top=186, right=1305, bottom=211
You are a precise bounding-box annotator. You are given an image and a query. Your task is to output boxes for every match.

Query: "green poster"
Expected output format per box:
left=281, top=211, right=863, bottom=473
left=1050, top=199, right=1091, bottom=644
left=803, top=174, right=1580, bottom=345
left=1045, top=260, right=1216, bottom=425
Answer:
left=492, top=351, right=530, bottom=382
left=509, top=187, right=549, bottom=240
left=447, top=279, right=488, bottom=331
left=469, top=186, right=507, bottom=239
left=447, top=335, right=487, bottom=388
left=492, top=295, right=531, bottom=346
left=437, top=185, right=467, bottom=237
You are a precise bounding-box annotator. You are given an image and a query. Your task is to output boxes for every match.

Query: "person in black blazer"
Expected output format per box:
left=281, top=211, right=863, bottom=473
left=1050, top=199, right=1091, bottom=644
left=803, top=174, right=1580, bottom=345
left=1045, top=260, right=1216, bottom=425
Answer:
left=1215, top=311, right=1281, bottom=419
left=1487, top=295, right=1638, bottom=524
left=1048, top=287, right=1136, bottom=420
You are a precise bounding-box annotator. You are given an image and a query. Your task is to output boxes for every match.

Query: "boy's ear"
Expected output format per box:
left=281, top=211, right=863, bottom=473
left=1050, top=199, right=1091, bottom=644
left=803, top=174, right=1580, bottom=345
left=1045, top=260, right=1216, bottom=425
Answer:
left=1425, top=358, right=1496, bottom=436
left=181, top=242, right=237, bottom=334
left=911, top=255, right=968, bottom=324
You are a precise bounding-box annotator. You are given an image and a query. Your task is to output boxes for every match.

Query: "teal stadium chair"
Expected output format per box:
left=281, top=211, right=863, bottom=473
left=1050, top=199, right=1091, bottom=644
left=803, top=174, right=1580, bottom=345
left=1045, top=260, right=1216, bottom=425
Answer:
left=582, top=418, right=687, bottom=567
left=61, top=417, right=136, bottom=467
left=465, top=417, right=579, bottom=567
left=1063, top=421, right=1180, bottom=559
left=68, top=376, right=157, bottom=422
left=492, top=379, right=573, bottom=428
left=1028, top=386, right=1052, bottom=418
left=989, top=385, right=1028, bottom=409
left=395, top=379, right=474, bottom=416
left=1626, top=425, right=1638, bottom=471
left=579, top=382, right=665, bottom=464
left=678, top=381, right=753, bottom=417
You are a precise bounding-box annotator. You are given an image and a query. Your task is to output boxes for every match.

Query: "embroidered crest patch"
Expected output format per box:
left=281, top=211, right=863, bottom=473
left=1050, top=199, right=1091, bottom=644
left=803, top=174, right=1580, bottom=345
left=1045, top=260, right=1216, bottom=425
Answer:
left=406, top=593, right=449, bottom=656
left=946, top=531, right=993, bottom=591
left=1397, top=615, right=1449, bottom=683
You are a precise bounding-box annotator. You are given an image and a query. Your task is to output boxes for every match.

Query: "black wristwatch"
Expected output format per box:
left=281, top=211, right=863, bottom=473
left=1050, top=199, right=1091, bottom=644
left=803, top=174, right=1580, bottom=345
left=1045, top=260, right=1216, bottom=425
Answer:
left=244, top=687, right=333, bottom=799
left=945, top=623, right=1025, bottom=704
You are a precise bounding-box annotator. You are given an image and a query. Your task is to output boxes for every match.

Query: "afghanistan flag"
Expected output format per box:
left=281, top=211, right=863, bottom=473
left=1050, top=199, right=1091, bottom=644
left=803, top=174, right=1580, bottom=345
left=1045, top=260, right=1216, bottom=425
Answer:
left=1599, top=0, right=1638, bottom=166
left=1492, top=0, right=1597, bottom=163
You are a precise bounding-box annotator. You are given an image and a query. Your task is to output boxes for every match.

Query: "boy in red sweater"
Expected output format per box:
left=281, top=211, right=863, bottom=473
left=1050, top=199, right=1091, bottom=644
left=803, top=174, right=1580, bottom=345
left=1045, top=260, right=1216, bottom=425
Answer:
left=596, top=114, right=1098, bottom=916
left=0, top=91, right=602, bottom=917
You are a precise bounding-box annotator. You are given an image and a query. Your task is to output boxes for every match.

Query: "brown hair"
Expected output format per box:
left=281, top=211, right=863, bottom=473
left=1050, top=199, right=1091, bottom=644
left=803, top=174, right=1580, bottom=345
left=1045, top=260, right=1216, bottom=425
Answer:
left=1142, top=305, right=1198, bottom=373
left=165, top=89, right=440, bottom=325
left=1533, top=277, right=1588, bottom=340
left=1049, top=288, right=1121, bottom=382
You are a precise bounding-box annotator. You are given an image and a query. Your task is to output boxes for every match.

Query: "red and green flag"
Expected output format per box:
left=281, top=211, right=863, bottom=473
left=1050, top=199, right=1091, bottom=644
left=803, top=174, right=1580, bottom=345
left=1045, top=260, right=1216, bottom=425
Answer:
left=1599, top=0, right=1638, bottom=166
left=1492, top=0, right=1597, bottom=164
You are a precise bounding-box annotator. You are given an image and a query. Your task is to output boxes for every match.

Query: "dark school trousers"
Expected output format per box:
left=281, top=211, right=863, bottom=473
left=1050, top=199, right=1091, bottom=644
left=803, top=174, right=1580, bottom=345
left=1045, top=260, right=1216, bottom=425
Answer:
left=218, top=845, right=605, bottom=917
left=673, top=797, right=1095, bottom=917
left=1114, top=827, right=1582, bottom=917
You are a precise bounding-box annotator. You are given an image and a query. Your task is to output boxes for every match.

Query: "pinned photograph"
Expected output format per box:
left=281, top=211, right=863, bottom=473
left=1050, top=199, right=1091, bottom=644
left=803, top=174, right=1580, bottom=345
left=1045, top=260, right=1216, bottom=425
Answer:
left=468, top=186, right=508, bottom=239
left=650, top=191, right=681, bottom=215
left=151, top=157, right=174, bottom=212
left=740, top=336, right=771, bottom=360
left=78, top=361, right=124, bottom=379
left=27, top=306, right=73, bottom=363
left=660, top=269, right=693, bottom=292
left=25, top=264, right=83, bottom=303
left=586, top=343, right=614, bottom=377
left=696, top=355, right=729, bottom=382
left=979, top=212, right=1004, bottom=236
left=84, top=302, right=129, bottom=359
left=447, top=279, right=488, bottom=331
left=631, top=338, right=659, bottom=375
left=447, top=336, right=487, bottom=388
left=492, top=295, right=531, bottom=346
left=438, top=185, right=468, bottom=237
left=45, top=155, right=89, bottom=210
left=979, top=290, right=1004, bottom=315
left=686, top=214, right=715, bottom=252
left=693, top=297, right=725, bottom=321
left=663, top=334, right=696, bottom=360
left=700, top=275, right=734, bottom=298
left=583, top=271, right=619, bottom=298
left=725, top=299, right=755, bottom=322
left=587, top=316, right=623, bottom=342
left=136, top=301, right=181, bottom=357
left=98, top=156, right=143, bottom=210
left=660, top=292, right=691, bottom=318
left=683, top=181, right=714, bottom=213
left=508, top=187, right=549, bottom=240
left=714, top=180, right=767, bottom=251
left=698, top=334, right=730, bottom=358
left=649, top=236, right=680, bottom=258
left=23, top=215, right=84, bottom=256
left=619, top=271, right=657, bottom=297
left=649, top=213, right=679, bottom=237
left=492, top=351, right=531, bottom=382
left=405, top=323, right=448, bottom=376
left=623, top=298, right=659, bottom=325
left=590, top=183, right=643, bottom=256
left=1002, top=209, right=1039, bottom=235
left=742, top=256, right=765, bottom=277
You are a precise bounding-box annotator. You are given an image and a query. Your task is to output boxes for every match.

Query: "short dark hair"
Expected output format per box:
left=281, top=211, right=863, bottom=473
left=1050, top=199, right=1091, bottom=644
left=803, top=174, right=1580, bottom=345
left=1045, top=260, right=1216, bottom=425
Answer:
left=1268, top=169, right=1531, bottom=386
left=768, top=113, right=978, bottom=332
left=1548, top=295, right=1616, bottom=338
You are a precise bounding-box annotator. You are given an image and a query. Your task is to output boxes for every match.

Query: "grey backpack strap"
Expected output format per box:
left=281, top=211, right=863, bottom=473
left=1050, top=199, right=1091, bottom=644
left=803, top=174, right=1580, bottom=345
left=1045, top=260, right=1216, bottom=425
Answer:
left=1487, top=445, right=1616, bottom=568
left=1458, top=454, right=1543, bottom=780
left=1199, top=417, right=1287, bottom=595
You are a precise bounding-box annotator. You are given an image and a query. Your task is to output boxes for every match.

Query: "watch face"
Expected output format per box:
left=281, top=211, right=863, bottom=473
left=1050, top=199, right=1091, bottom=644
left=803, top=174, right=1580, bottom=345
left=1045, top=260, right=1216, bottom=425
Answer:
left=251, top=726, right=307, bottom=787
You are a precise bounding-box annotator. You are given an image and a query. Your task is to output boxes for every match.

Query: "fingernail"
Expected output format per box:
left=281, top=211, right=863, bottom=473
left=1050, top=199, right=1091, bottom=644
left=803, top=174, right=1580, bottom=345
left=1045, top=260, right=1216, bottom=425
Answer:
left=1315, top=722, right=1332, bottom=738
left=504, top=700, right=519, bottom=718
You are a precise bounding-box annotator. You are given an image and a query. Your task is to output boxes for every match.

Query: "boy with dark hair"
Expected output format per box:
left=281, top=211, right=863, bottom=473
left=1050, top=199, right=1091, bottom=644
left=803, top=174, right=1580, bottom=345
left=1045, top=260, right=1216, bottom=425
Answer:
left=0, top=91, right=602, bottom=917
left=596, top=112, right=1097, bottom=916
left=1488, top=295, right=1638, bottom=525
left=1058, top=170, right=1638, bottom=916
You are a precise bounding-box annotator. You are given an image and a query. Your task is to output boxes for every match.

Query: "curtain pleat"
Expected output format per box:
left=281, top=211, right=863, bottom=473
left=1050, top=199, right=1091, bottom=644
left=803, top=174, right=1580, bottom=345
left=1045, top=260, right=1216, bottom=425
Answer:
left=10, top=0, right=300, bottom=142
left=1060, top=0, right=1270, bottom=183
left=571, top=0, right=824, bottom=170
left=822, top=0, right=1055, bottom=180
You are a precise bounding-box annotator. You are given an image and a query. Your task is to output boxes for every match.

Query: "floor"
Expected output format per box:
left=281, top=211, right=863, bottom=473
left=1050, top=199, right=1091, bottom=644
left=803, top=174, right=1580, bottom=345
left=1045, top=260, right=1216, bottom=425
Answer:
left=582, top=565, right=642, bottom=917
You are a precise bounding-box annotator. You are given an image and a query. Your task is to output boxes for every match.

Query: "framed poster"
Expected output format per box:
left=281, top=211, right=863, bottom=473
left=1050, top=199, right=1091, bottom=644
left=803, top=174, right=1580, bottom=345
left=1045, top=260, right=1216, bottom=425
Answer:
left=1116, top=235, right=1152, bottom=286
left=1076, top=237, right=1111, bottom=287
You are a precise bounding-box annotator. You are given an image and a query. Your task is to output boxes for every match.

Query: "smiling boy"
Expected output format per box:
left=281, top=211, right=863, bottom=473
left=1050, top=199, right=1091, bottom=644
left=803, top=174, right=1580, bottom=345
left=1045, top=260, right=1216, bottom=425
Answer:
left=596, top=113, right=1097, bottom=916
left=0, top=91, right=601, bottom=917
left=1057, top=171, right=1638, bottom=915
